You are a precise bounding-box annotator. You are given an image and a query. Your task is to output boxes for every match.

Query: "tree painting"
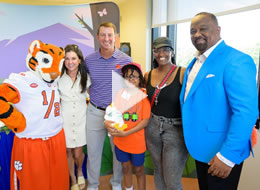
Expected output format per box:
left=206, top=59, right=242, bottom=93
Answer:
left=74, top=2, right=120, bottom=50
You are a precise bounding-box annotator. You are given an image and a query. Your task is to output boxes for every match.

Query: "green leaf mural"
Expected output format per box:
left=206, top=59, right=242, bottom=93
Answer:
left=86, top=135, right=197, bottom=177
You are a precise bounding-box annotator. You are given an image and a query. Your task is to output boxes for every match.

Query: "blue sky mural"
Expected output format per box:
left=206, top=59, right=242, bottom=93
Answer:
left=0, top=3, right=93, bottom=40
left=0, top=2, right=120, bottom=79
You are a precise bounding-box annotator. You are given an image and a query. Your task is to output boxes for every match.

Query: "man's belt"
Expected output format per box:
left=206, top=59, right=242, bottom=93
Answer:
left=90, top=101, right=106, bottom=111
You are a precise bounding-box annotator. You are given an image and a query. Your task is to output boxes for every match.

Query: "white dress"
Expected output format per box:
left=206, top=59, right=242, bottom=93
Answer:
left=58, top=72, right=90, bottom=148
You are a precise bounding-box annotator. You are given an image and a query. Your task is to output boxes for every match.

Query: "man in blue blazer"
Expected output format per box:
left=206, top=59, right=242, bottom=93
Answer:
left=180, top=12, right=258, bottom=190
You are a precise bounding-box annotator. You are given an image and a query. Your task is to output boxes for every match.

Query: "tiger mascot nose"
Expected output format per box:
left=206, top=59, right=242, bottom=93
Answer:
left=49, top=72, right=60, bottom=80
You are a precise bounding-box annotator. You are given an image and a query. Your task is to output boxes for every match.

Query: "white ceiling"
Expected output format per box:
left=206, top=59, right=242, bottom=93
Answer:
left=0, top=0, right=128, bottom=5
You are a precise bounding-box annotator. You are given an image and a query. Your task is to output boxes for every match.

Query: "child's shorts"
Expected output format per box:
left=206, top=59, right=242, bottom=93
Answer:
left=115, top=145, right=145, bottom=167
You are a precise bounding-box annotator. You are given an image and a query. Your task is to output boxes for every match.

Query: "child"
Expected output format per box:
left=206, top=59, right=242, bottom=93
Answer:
left=105, top=62, right=151, bottom=190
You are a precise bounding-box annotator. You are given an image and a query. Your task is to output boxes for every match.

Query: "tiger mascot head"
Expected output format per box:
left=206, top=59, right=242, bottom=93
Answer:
left=26, top=40, right=65, bottom=83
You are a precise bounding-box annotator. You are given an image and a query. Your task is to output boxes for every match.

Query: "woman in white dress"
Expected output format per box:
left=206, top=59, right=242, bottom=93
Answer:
left=58, top=44, right=90, bottom=190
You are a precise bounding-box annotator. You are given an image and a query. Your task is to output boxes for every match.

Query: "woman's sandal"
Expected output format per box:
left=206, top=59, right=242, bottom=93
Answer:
left=77, top=176, right=86, bottom=190
left=71, top=184, right=80, bottom=190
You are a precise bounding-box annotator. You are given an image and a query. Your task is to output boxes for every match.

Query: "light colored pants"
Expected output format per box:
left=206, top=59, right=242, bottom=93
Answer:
left=86, top=103, right=122, bottom=188
left=145, top=113, right=188, bottom=190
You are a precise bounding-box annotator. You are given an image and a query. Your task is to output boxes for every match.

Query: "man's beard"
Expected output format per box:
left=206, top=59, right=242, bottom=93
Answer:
left=193, top=38, right=208, bottom=53
left=195, top=43, right=207, bottom=52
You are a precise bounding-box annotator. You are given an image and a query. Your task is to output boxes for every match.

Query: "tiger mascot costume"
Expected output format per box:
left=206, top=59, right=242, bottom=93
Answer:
left=0, top=40, right=69, bottom=190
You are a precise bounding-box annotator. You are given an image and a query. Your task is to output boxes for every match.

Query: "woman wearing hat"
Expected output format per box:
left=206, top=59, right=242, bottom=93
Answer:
left=145, top=37, right=188, bottom=190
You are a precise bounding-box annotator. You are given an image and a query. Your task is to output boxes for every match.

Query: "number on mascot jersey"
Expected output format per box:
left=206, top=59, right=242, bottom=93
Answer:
left=41, top=90, right=60, bottom=119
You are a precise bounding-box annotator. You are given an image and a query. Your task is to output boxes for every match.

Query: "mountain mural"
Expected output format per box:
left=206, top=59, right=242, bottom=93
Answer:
left=0, top=23, right=94, bottom=79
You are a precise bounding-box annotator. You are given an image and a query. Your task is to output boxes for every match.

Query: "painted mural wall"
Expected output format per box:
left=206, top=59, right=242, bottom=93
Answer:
left=0, top=2, right=119, bottom=79
left=0, top=2, right=120, bottom=189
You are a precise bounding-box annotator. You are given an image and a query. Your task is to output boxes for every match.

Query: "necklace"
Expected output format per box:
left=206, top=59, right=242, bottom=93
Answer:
left=154, top=83, right=166, bottom=105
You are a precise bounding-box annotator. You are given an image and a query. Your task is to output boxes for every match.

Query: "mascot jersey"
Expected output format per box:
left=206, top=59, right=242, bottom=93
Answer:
left=4, top=71, right=63, bottom=139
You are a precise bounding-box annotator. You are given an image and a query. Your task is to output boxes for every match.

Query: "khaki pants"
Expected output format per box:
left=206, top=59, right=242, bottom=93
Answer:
left=86, top=103, right=122, bottom=189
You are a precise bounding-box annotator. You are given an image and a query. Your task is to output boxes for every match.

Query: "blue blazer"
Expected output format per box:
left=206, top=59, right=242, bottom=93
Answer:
left=180, top=41, right=258, bottom=164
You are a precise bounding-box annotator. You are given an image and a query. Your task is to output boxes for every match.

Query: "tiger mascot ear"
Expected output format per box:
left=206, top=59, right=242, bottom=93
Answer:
left=28, top=40, right=41, bottom=55
left=26, top=40, right=65, bottom=83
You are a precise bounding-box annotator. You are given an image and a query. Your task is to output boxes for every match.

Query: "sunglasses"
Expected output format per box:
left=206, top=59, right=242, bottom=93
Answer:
left=153, top=47, right=172, bottom=54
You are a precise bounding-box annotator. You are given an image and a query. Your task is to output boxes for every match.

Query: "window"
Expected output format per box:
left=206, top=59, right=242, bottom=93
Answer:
left=175, top=9, right=260, bottom=67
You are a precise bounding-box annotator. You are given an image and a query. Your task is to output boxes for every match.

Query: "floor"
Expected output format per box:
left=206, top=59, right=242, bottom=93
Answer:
left=83, top=175, right=199, bottom=190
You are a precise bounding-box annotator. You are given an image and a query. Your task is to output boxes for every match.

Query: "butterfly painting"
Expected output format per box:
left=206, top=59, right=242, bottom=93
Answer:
left=97, top=8, right=107, bottom=17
